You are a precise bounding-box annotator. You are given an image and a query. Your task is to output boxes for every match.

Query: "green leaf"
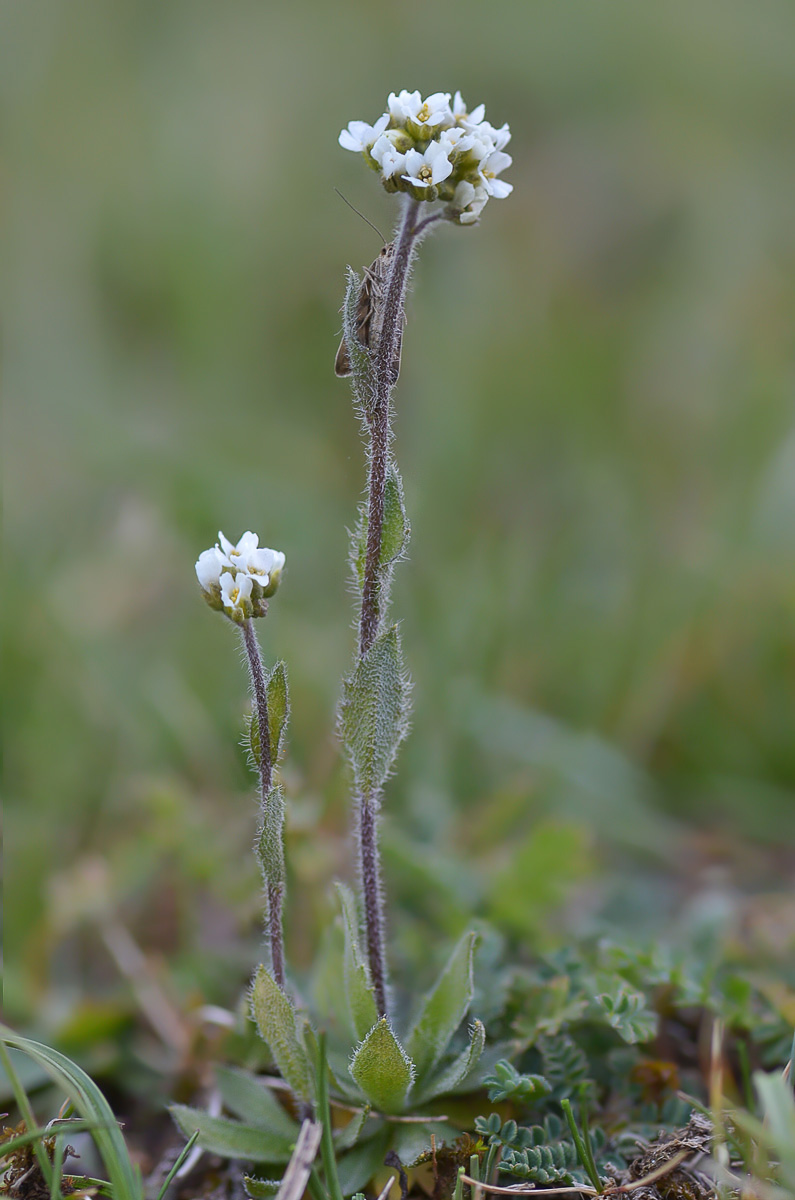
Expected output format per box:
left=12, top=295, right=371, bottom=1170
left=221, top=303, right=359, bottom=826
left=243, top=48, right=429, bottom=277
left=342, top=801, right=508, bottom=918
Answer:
left=486, top=822, right=591, bottom=942
left=333, top=1104, right=371, bottom=1152
left=391, top=1121, right=451, bottom=1168
left=406, top=931, right=478, bottom=1083
left=336, top=883, right=378, bottom=1041
left=339, top=625, right=410, bottom=797
left=250, top=966, right=312, bottom=1101
left=351, top=466, right=410, bottom=592
left=170, top=1107, right=294, bottom=1163
left=0, top=1027, right=143, bottom=1200
left=256, top=786, right=286, bottom=889
left=335, top=1126, right=390, bottom=1197
left=244, top=1179, right=282, bottom=1199
left=214, top=1066, right=299, bottom=1140
left=349, top=1018, right=414, bottom=1114
left=484, top=1059, right=550, bottom=1104
left=266, top=661, right=289, bottom=764
left=416, top=1019, right=486, bottom=1102
left=590, top=982, right=658, bottom=1044
left=380, top=466, right=410, bottom=566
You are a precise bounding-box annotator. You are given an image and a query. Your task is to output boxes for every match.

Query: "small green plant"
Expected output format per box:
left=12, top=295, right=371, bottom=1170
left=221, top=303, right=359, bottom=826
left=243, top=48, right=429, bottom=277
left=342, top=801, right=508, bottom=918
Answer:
left=0, top=1027, right=146, bottom=1200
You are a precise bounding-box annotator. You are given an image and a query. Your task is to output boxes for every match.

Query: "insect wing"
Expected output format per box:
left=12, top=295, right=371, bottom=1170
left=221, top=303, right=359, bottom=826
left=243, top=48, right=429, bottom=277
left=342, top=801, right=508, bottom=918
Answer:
left=334, top=243, right=396, bottom=378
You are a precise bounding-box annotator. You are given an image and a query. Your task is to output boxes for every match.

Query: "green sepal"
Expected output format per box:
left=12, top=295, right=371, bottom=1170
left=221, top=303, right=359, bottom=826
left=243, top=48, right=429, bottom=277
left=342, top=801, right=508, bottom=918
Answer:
left=250, top=966, right=312, bottom=1101
left=414, top=1018, right=486, bottom=1103
left=349, top=1018, right=415, bottom=1114
left=406, top=931, right=479, bottom=1083
left=339, top=624, right=410, bottom=797
left=170, top=1106, right=294, bottom=1163
left=336, top=883, right=378, bottom=1041
left=214, top=1066, right=299, bottom=1140
left=256, top=786, right=286, bottom=889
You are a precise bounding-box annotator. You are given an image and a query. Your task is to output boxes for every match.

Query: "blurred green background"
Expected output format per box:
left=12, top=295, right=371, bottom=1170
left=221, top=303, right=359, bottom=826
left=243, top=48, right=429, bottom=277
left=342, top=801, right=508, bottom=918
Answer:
left=4, top=0, right=795, bottom=1045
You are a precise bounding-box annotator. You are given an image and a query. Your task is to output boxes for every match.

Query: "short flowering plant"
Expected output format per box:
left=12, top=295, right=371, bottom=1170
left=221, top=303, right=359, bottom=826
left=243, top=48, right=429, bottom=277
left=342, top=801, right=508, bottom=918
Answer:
left=179, top=86, right=515, bottom=1195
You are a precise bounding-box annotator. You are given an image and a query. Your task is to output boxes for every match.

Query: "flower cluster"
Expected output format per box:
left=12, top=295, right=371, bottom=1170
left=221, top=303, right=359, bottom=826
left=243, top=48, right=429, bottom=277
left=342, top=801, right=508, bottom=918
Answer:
left=339, top=89, right=512, bottom=225
left=196, top=532, right=285, bottom=623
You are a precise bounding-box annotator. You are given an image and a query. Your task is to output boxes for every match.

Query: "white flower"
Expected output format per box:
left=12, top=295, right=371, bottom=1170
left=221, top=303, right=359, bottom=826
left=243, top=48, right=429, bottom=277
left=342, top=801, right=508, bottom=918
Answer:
left=340, top=88, right=511, bottom=219
left=217, top=530, right=281, bottom=582
left=371, top=131, right=408, bottom=180
left=452, top=90, right=486, bottom=127
left=402, top=140, right=454, bottom=189
left=388, top=89, right=452, bottom=129
left=220, top=570, right=253, bottom=619
left=195, top=546, right=225, bottom=589
left=339, top=114, right=390, bottom=153
left=197, top=531, right=285, bottom=617
left=478, top=149, right=513, bottom=198
left=473, top=120, right=511, bottom=152
left=452, top=179, right=490, bottom=224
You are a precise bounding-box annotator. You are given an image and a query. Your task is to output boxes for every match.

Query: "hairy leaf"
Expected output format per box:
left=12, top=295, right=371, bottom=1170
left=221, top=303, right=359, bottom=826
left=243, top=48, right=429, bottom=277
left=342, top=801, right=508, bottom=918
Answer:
left=349, top=1018, right=414, bottom=1113
left=336, top=883, right=378, bottom=1041
left=351, top=465, right=409, bottom=592
left=250, top=966, right=312, bottom=1101
left=256, top=786, right=286, bottom=889
left=170, top=1106, right=294, bottom=1163
left=339, top=625, right=410, bottom=797
left=335, top=1126, right=390, bottom=1197
left=407, top=931, right=478, bottom=1083
left=244, top=1179, right=282, bottom=1199
left=214, top=1066, right=298, bottom=1139
left=266, top=661, right=289, bottom=764
left=414, top=1018, right=486, bottom=1102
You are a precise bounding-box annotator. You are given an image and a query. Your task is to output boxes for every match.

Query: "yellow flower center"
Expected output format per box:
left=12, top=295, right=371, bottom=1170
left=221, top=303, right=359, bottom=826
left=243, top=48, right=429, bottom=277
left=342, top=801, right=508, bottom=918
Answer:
left=417, top=103, right=430, bottom=123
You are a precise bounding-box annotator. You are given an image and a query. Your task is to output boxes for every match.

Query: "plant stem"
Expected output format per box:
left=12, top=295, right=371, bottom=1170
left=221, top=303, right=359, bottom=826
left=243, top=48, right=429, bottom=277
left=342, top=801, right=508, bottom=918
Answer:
left=355, top=196, right=422, bottom=1019
left=241, top=618, right=285, bottom=988
left=316, top=1033, right=346, bottom=1200
left=358, top=195, right=419, bottom=658
left=359, top=793, right=387, bottom=1016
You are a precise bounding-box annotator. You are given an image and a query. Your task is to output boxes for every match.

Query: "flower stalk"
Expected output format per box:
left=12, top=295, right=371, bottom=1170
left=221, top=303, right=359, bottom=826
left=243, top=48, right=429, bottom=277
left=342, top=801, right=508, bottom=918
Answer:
left=338, top=91, right=511, bottom=1016
left=241, top=618, right=285, bottom=989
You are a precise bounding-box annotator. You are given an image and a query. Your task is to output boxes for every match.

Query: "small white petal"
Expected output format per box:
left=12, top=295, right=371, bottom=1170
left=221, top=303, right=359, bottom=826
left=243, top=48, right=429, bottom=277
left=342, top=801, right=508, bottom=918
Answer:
left=218, top=531, right=235, bottom=557
left=196, top=547, right=224, bottom=589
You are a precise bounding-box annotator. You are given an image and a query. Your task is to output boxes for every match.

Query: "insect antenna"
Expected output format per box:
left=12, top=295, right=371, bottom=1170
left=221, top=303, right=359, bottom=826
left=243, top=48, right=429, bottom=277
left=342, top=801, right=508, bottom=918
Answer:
left=334, top=188, right=386, bottom=245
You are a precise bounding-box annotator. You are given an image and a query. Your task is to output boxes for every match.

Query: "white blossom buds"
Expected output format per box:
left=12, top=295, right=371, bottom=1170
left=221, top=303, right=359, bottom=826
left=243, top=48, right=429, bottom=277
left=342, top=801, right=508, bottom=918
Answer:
left=196, top=532, right=285, bottom=623
left=339, top=89, right=512, bottom=225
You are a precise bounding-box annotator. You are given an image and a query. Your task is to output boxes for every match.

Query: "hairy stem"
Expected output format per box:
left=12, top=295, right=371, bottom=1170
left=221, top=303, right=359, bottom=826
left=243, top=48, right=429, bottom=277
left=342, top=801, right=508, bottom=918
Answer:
left=359, top=793, right=387, bottom=1016
left=358, top=196, right=420, bottom=657
left=241, top=618, right=286, bottom=988
left=354, top=197, right=423, bottom=1018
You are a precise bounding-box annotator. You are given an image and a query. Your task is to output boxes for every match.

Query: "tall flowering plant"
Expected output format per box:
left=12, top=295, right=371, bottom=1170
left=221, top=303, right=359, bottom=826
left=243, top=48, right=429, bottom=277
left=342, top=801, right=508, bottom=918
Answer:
left=179, top=89, right=512, bottom=1194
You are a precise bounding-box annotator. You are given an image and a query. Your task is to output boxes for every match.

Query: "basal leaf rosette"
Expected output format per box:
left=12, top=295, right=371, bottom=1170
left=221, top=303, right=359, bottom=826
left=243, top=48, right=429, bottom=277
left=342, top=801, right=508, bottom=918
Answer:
left=339, top=89, right=512, bottom=225
left=196, top=531, right=285, bottom=624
